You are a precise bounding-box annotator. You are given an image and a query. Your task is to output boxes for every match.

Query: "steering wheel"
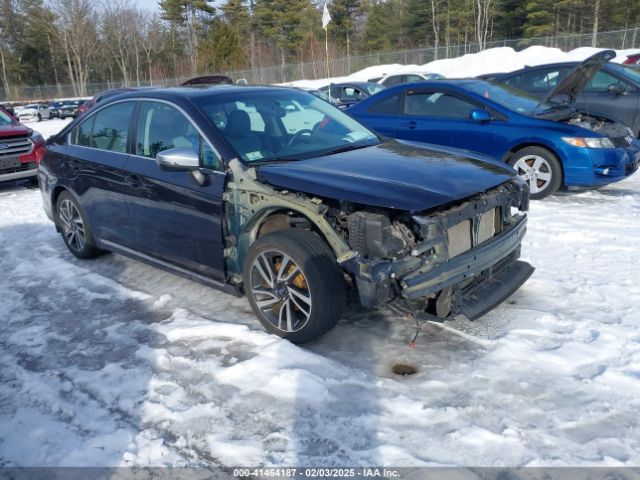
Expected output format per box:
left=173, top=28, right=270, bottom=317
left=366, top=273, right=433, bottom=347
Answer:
left=286, top=129, right=314, bottom=148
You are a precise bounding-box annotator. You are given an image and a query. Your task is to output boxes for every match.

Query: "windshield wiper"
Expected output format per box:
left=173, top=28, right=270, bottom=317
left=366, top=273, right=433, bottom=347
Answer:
left=534, top=104, right=572, bottom=116
left=318, top=141, right=377, bottom=157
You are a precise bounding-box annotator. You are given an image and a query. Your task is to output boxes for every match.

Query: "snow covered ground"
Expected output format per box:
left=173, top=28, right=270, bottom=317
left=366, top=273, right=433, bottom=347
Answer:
left=2, top=72, right=640, bottom=468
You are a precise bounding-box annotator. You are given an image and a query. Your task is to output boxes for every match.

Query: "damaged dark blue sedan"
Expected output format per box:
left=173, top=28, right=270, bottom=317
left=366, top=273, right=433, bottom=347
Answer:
left=39, top=86, right=533, bottom=343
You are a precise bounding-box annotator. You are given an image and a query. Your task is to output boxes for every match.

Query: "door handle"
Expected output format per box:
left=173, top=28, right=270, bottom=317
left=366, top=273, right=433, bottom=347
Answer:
left=125, top=174, right=143, bottom=188
left=401, top=121, right=417, bottom=129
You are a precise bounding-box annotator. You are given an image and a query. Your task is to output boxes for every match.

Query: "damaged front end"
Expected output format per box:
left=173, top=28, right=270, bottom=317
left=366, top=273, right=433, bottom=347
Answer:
left=338, top=176, right=533, bottom=321
left=224, top=158, right=533, bottom=323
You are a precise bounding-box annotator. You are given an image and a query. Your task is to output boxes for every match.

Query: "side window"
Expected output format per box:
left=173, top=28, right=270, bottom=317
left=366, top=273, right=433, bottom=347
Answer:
left=403, top=91, right=477, bottom=118
left=383, top=75, right=403, bottom=87
left=503, top=74, right=522, bottom=89
left=367, top=93, right=401, bottom=114
left=136, top=101, right=221, bottom=170
left=71, top=102, right=133, bottom=153
left=72, top=116, right=94, bottom=147
left=585, top=71, right=629, bottom=92
left=405, top=74, right=424, bottom=83
left=520, top=68, right=567, bottom=91
left=90, top=103, right=133, bottom=153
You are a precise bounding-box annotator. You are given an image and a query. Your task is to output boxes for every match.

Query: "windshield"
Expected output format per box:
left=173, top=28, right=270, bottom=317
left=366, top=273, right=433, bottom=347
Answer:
left=0, top=110, right=13, bottom=125
left=465, top=81, right=555, bottom=114
left=608, top=63, right=640, bottom=84
left=25, top=104, right=38, bottom=109
left=196, top=89, right=380, bottom=163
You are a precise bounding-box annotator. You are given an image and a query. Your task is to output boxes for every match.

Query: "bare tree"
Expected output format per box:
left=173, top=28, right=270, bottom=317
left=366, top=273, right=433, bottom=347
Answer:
left=52, top=0, right=99, bottom=96
left=591, top=0, right=600, bottom=47
left=102, top=0, right=142, bottom=87
left=140, top=14, right=167, bottom=85
left=475, top=0, right=496, bottom=50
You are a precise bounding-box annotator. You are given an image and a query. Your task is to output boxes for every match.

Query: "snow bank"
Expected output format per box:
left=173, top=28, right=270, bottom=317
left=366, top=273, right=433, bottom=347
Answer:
left=286, top=45, right=640, bottom=88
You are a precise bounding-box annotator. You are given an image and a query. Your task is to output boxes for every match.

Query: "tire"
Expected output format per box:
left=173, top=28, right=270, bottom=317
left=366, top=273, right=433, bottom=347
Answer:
left=508, top=146, right=562, bottom=200
left=55, top=191, right=102, bottom=259
left=243, top=229, right=346, bottom=343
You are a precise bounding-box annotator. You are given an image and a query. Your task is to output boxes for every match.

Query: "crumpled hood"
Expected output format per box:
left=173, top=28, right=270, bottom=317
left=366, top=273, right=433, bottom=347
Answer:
left=257, top=140, right=515, bottom=212
left=544, top=49, right=616, bottom=104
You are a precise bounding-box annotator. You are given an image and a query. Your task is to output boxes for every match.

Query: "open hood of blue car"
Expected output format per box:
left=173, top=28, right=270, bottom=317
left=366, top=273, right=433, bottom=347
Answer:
left=256, top=140, right=515, bottom=213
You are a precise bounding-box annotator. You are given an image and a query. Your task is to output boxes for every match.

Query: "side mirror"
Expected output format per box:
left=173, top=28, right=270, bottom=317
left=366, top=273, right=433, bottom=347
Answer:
left=470, top=109, right=491, bottom=122
left=607, top=84, right=626, bottom=95
left=156, top=147, right=199, bottom=171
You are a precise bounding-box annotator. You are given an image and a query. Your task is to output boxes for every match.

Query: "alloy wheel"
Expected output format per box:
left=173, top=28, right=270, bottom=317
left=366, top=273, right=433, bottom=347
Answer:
left=513, top=154, right=553, bottom=195
left=58, top=199, right=86, bottom=252
left=249, top=250, right=312, bottom=333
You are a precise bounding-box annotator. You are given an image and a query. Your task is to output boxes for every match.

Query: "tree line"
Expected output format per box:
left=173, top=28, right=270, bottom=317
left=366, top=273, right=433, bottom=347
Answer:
left=1, top=0, right=639, bottom=98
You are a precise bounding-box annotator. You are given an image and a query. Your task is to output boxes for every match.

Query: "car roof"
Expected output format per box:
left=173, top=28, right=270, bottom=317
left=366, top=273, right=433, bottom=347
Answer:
left=103, top=84, right=306, bottom=103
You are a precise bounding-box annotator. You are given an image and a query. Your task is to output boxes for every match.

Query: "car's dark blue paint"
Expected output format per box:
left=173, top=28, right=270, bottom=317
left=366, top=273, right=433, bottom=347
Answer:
left=123, top=155, right=226, bottom=280
left=258, top=140, right=514, bottom=212
left=348, top=79, right=640, bottom=190
left=39, top=85, right=525, bottom=300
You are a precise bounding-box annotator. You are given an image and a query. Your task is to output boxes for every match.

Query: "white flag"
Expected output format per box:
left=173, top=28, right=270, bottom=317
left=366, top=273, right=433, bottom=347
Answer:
left=322, top=1, right=331, bottom=30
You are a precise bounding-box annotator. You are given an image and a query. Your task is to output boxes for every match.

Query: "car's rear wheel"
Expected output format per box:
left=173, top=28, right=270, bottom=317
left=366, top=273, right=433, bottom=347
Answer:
left=243, top=229, right=346, bottom=343
left=56, top=191, right=102, bottom=259
left=508, top=146, right=562, bottom=200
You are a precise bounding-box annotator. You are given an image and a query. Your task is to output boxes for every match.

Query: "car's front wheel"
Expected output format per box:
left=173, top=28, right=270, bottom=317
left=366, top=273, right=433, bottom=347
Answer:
left=508, top=146, right=562, bottom=200
left=55, top=191, right=102, bottom=259
left=243, top=229, right=346, bottom=343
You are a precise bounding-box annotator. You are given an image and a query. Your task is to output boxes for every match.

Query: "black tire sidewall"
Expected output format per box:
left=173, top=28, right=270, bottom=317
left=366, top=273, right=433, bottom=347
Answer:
left=509, top=146, right=562, bottom=200
left=55, top=191, right=101, bottom=259
left=243, top=229, right=346, bottom=344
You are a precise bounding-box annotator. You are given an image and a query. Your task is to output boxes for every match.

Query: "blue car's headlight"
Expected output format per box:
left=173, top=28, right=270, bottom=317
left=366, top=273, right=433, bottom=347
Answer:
left=562, top=137, right=615, bottom=148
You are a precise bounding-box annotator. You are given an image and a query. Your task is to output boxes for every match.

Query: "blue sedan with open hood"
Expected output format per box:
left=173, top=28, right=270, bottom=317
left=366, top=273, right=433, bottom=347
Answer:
left=38, top=85, right=533, bottom=343
left=348, top=50, right=640, bottom=199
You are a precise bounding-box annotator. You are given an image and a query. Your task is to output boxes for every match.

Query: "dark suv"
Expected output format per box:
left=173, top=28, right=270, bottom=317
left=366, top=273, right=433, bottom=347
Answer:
left=39, top=86, right=533, bottom=342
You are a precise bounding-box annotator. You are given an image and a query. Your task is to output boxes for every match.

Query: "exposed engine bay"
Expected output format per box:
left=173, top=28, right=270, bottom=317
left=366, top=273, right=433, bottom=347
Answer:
left=565, top=113, right=634, bottom=146
left=223, top=158, right=532, bottom=323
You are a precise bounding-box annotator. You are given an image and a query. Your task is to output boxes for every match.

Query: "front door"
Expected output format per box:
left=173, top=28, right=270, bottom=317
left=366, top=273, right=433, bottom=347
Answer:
left=124, top=100, right=226, bottom=281
left=394, top=88, right=495, bottom=155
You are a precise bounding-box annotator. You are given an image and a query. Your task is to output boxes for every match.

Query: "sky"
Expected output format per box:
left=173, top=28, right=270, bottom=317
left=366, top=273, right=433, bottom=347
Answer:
left=137, top=0, right=160, bottom=11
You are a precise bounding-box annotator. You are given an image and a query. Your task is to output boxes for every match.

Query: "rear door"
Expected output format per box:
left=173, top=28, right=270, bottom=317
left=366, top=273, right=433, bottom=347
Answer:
left=351, top=91, right=403, bottom=137
left=61, top=101, right=136, bottom=246
left=124, top=100, right=226, bottom=280
left=394, top=88, right=495, bottom=154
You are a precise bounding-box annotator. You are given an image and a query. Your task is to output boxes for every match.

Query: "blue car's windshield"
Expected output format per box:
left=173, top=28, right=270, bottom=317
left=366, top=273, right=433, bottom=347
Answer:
left=465, top=81, right=554, bottom=114
left=197, top=90, right=380, bottom=163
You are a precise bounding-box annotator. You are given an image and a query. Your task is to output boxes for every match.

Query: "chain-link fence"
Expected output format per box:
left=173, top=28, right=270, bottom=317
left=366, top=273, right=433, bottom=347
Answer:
left=3, top=27, right=639, bottom=102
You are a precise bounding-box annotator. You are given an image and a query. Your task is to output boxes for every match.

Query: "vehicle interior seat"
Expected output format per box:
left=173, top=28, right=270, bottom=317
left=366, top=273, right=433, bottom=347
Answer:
left=225, top=110, right=263, bottom=157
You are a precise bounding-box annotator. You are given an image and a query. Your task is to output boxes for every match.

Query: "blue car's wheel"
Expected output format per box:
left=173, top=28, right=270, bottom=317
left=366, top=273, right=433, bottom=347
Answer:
left=509, top=147, right=562, bottom=200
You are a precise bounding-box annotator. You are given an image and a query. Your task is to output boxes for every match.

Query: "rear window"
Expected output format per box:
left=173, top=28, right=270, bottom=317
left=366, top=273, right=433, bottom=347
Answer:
left=71, top=102, right=134, bottom=153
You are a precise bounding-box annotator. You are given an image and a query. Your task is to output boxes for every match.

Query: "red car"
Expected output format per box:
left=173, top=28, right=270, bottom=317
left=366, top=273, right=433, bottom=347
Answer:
left=0, top=108, right=46, bottom=183
left=623, top=53, right=640, bottom=65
